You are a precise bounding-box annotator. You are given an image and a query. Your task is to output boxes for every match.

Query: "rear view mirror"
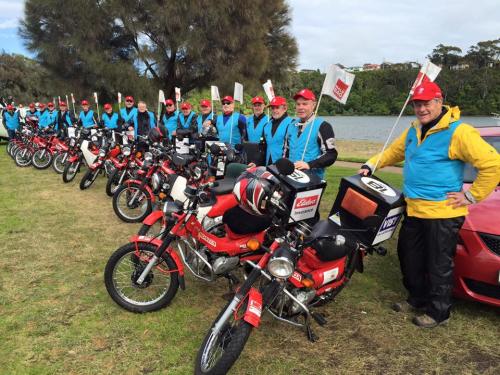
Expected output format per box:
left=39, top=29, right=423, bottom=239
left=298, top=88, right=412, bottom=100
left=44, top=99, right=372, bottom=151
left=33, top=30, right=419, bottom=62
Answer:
left=275, top=158, right=295, bottom=176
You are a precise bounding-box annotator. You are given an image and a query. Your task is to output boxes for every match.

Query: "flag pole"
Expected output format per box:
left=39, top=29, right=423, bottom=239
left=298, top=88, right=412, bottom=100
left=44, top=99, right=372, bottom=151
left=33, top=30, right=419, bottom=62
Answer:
left=71, top=93, right=76, bottom=117
left=372, top=63, right=431, bottom=172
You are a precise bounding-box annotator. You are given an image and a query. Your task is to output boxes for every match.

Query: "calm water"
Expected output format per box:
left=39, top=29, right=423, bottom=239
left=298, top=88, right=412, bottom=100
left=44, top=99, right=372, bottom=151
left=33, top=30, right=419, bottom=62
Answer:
left=323, top=116, right=498, bottom=142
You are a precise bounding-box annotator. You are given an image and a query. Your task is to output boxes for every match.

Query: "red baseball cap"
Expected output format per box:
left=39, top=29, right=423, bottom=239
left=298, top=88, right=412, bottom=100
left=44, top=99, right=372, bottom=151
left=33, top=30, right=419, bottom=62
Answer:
left=222, top=96, right=234, bottom=103
left=200, top=99, right=211, bottom=107
left=47, top=102, right=54, bottom=108
left=293, top=89, right=316, bottom=101
left=81, top=100, right=89, bottom=105
left=180, top=102, right=191, bottom=110
left=269, top=96, right=287, bottom=107
left=103, top=103, right=112, bottom=110
left=39, top=103, right=46, bottom=108
left=29, top=103, right=35, bottom=109
left=251, top=96, right=265, bottom=105
left=6, top=104, right=13, bottom=111
left=125, top=96, right=134, bottom=102
left=165, top=99, right=174, bottom=105
left=411, top=81, right=443, bottom=101
left=59, top=101, right=67, bottom=107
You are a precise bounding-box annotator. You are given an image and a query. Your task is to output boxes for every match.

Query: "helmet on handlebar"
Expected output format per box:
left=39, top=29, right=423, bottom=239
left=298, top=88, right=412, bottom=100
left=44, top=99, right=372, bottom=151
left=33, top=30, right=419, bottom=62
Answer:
left=148, top=127, right=164, bottom=144
left=233, top=166, right=278, bottom=216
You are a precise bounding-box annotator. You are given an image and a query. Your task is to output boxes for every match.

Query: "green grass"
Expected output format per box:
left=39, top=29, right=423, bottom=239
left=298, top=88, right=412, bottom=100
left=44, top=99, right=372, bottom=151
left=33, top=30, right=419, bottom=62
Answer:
left=1, top=147, right=499, bottom=375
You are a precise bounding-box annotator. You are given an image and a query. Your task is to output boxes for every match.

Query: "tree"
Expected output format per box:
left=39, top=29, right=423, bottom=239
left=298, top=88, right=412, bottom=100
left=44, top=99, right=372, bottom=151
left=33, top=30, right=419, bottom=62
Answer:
left=464, top=38, right=500, bottom=68
left=19, top=0, right=297, bottom=101
left=427, top=44, right=463, bottom=68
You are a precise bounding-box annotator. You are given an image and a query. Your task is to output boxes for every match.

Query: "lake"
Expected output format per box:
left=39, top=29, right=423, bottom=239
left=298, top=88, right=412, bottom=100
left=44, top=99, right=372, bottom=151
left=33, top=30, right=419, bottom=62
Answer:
left=323, top=116, right=498, bottom=142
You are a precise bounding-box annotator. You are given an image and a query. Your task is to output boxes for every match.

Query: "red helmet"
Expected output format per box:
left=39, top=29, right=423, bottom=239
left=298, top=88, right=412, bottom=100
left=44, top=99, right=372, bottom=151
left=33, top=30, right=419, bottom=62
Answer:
left=233, top=167, right=278, bottom=216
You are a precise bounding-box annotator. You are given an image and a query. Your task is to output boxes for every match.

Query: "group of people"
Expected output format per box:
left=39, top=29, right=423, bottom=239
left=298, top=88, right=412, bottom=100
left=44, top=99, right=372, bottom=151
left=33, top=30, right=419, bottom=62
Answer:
left=4, top=82, right=500, bottom=329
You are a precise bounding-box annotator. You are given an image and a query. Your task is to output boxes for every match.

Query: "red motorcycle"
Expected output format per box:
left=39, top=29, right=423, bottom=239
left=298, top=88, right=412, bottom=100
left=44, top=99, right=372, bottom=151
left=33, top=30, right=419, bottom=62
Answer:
left=62, top=128, right=100, bottom=183
left=104, top=177, right=273, bottom=313
left=51, top=136, right=71, bottom=174
left=194, top=159, right=406, bottom=375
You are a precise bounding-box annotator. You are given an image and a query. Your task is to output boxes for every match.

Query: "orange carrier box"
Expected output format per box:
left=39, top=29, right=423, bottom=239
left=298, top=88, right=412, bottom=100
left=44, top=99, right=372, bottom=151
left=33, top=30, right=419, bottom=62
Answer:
left=329, top=174, right=406, bottom=246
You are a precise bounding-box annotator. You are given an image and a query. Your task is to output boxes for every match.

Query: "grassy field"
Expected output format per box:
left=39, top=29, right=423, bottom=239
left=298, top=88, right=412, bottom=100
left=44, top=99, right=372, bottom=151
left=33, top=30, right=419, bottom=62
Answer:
left=0, top=145, right=499, bottom=375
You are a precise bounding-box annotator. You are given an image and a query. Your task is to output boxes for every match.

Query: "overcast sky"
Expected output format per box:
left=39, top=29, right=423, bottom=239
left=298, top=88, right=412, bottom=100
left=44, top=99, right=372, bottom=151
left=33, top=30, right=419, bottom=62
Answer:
left=1, top=0, right=499, bottom=71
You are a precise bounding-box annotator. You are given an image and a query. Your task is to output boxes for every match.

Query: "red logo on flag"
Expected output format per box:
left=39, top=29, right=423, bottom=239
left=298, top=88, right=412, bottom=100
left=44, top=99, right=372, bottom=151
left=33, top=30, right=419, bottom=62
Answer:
left=332, top=79, right=349, bottom=100
left=294, top=195, right=319, bottom=209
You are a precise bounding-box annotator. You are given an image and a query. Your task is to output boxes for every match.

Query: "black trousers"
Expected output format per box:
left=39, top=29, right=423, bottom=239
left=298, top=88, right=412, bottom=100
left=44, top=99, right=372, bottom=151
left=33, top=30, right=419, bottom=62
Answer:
left=397, top=215, right=465, bottom=322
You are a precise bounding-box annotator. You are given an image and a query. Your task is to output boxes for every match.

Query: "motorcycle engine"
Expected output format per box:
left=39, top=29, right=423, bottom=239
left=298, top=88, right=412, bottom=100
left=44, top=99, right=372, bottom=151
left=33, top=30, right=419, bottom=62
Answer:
left=212, top=256, right=239, bottom=275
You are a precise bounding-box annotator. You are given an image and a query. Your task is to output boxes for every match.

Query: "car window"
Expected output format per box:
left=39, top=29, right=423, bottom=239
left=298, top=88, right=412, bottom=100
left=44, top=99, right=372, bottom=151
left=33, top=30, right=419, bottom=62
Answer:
left=464, top=136, right=500, bottom=183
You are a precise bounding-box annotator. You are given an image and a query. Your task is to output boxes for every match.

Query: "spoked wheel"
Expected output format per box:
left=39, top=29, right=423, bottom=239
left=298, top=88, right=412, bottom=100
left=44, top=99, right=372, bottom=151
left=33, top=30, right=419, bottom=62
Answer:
left=62, top=160, right=81, bottom=183
left=112, top=183, right=152, bottom=223
left=104, top=242, right=179, bottom=313
left=52, top=152, right=68, bottom=174
left=14, top=147, right=33, bottom=167
left=7, top=141, right=15, bottom=156
left=106, top=168, right=127, bottom=197
left=195, top=299, right=253, bottom=375
left=32, top=149, right=53, bottom=169
left=79, top=168, right=100, bottom=190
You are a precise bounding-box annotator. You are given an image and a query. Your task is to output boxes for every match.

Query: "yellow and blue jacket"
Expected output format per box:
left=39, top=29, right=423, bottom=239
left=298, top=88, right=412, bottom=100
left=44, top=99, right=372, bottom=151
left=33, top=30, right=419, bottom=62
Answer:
left=366, top=106, right=500, bottom=219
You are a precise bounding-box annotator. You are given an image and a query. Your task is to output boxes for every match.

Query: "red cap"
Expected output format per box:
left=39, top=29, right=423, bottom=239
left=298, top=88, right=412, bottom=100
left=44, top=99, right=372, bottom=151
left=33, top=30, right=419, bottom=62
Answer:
left=125, top=96, right=134, bottom=102
left=180, top=102, right=191, bottom=110
left=6, top=104, right=13, bottom=111
left=81, top=100, right=89, bottom=105
left=103, top=103, right=112, bottom=110
left=39, top=103, right=46, bottom=108
left=47, top=102, right=54, bottom=108
left=200, top=99, right=211, bottom=107
left=29, top=103, right=35, bottom=109
left=269, top=96, right=287, bottom=107
left=59, top=101, right=67, bottom=107
left=251, top=96, right=265, bottom=105
left=293, top=89, right=316, bottom=101
left=222, top=96, right=234, bottom=103
left=411, top=81, right=442, bottom=101
left=165, top=99, right=174, bottom=105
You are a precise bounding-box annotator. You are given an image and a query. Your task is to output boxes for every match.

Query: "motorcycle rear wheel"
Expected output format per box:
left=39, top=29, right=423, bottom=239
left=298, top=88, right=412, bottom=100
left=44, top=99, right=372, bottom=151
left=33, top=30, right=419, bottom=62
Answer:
left=62, top=160, right=81, bottom=183
left=104, top=242, right=179, bottom=313
left=32, top=149, right=53, bottom=169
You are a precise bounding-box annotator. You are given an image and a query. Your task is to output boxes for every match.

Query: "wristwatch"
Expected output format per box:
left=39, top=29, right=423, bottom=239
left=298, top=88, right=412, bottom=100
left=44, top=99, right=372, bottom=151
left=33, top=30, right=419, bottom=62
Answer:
left=464, top=191, right=476, bottom=204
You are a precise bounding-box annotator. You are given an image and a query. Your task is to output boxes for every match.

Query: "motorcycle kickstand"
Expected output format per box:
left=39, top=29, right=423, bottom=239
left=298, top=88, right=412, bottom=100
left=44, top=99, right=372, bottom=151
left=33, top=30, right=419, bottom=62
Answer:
left=305, top=317, right=319, bottom=342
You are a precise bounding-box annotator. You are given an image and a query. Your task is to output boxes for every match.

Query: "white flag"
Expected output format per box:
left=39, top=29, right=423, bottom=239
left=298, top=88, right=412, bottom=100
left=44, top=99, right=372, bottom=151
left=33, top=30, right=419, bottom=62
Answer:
left=262, top=79, right=275, bottom=101
left=158, top=90, right=165, bottom=103
left=118, top=92, right=122, bottom=104
left=175, top=87, right=181, bottom=102
left=234, top=82, right=244, bottom=104
left=71, top=93, right=75, bottom=104
left=58, top=96, right=61, bottom=105
left=211, top=85, right=220, bottom=101
left=410, top=60, right=442, bottom=94
left=93, top=92, right=99, bottom=103
left=321, top=64, right=355, bottom=105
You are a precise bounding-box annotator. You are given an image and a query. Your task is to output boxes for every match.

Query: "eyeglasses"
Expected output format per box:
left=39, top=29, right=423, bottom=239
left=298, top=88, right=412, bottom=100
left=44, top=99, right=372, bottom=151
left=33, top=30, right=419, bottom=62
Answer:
left=166, top=104, right=174, bottom=107
left=125, top=100, right=133, bottom=103
left=222, top=102, right=232, bottom=105
left=253, top=103, right=264, bottom=106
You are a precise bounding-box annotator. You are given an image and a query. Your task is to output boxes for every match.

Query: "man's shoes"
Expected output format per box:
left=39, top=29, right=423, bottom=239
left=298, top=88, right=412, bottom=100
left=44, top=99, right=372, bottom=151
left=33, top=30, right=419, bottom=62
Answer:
left=391, top=301, right=425, bottom=313
left=412, top=314, right=449, bottom=328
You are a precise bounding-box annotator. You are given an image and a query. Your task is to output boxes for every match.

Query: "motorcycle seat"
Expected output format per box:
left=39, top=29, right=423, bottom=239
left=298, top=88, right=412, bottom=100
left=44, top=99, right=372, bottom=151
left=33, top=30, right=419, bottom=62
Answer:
left=172, top=153, right=195, bottom=167
left=223, top=206, right=271, bottom=235
left=211, top=178, right=235, bottom=195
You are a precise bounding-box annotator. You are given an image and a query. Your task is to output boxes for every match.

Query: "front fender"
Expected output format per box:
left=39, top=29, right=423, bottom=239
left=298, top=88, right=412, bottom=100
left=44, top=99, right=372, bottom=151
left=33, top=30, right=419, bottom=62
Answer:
left=143, top=210, right=163, bottom=226
left=243, top=288, right=263, bottom=328
left=125, top=180, right=155, bottom=203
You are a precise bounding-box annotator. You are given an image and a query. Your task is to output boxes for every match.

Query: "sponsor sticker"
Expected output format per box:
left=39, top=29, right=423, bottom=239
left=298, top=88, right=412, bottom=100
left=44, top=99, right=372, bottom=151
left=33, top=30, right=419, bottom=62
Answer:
left=289, top=188, right=323, bottom=223
left=292, top=271, right=302, bottom=282
left=361, top=177, right=397, bottom=197
left=248, top=299, right=262, bottom=317
left=198, top=231, right=217, bottom=247
left=322, top=267, right=339, bottom=285
left=333, top=79, right=349, bottom=100
left=286, top=170, right=310, bottom=184
left=372, top=206, right=405, bottom=244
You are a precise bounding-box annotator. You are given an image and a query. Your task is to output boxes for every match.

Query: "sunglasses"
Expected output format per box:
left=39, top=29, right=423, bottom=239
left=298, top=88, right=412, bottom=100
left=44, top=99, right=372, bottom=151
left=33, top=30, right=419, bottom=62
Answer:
left=125, top=100, right=133, bottom=103
left=222, top=102, right=232, bottom=105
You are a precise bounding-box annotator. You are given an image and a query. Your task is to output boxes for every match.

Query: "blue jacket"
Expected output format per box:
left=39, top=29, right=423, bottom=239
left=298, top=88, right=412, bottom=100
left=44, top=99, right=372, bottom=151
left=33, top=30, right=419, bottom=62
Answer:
left=102, top=112, right=120, bottom=129
left=197, top=113, right=214, bottom=133
left=162, top=111, right=179, bottom=137
left=216, top=112, right=245, bottom=146
left=2, top=111, right=20, bottom=130
left=120, top=107, right=137, bottom=125
left=263, top=116, right=293, bottom=165
left=79, top=110, right=96, bottom=128
left=287, top=117, right=324, bottom=178
left=177, top=111, right=196, bottom=129
left=38, top=109, right=52, bottom=128
left=247, top=114, right=269, bottom=143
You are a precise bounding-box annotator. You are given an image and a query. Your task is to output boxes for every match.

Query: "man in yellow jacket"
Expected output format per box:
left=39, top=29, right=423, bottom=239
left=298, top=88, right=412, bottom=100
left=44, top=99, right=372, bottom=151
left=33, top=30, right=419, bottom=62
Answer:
left=360, top=81, right=500, bottom=328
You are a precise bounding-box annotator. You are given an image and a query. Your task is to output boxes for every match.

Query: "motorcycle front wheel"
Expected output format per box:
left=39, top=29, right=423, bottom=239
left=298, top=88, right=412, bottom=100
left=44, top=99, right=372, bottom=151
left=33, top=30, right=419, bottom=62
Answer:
left=52, top=152, right=67, bottom=174
left=105, top=168, right=126, bottom=197
left=112, top=183, right=153, bottom=223
left=104, top=242, right=179, bottom=313
left=195, top=299, right=253, bottom=375
left=79, top=167, right=100, bottom=190
left=32, top=149, right=53, bottom=169
left=14, top=147, right=33, bottom=167
left=62, top=160, right=81, bottom=183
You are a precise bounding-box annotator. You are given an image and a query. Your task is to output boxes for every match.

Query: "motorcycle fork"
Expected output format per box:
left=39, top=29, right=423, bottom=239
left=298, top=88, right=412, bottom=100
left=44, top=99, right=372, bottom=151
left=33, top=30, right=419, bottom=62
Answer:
left=135, top=234, right=176, bottom=285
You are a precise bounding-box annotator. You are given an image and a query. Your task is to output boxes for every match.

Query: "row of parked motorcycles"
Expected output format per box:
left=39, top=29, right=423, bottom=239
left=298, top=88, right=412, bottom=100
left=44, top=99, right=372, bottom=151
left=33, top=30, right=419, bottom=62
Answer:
left=6, top=115, right=406, bottom=374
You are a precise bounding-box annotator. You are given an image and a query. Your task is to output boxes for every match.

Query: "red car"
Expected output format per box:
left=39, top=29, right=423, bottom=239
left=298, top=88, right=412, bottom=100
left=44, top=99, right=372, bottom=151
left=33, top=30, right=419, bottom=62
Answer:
left=454, top=126, right=500, bottom=307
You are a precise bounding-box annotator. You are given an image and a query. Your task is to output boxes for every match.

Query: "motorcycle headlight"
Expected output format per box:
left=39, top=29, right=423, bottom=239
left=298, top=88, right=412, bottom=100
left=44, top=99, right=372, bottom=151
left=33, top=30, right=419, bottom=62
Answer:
left=144, top=152, right=153, bottom=162
left=267, top=247, right=295, bottom=279
left=91, top=135, right=98, bottom=142
left=129, top=161, right=136, bottom=168
left=99, top=149, right=106, bottom=157
left=151, top=172, right=161, bottom=192
left=202, top=215, right=223, bottom=231
left=122, top=146, right=131, bottom=156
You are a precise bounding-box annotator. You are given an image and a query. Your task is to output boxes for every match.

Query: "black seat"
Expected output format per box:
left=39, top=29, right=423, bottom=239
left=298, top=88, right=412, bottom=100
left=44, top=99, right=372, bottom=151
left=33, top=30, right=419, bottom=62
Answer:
left=223, top=206, right=272, bottom=235
left=212, top=178, right=235, bottom=195
left=307, top=220, right=350, bottom=262
left=172, top=153, right=194, bottom=167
